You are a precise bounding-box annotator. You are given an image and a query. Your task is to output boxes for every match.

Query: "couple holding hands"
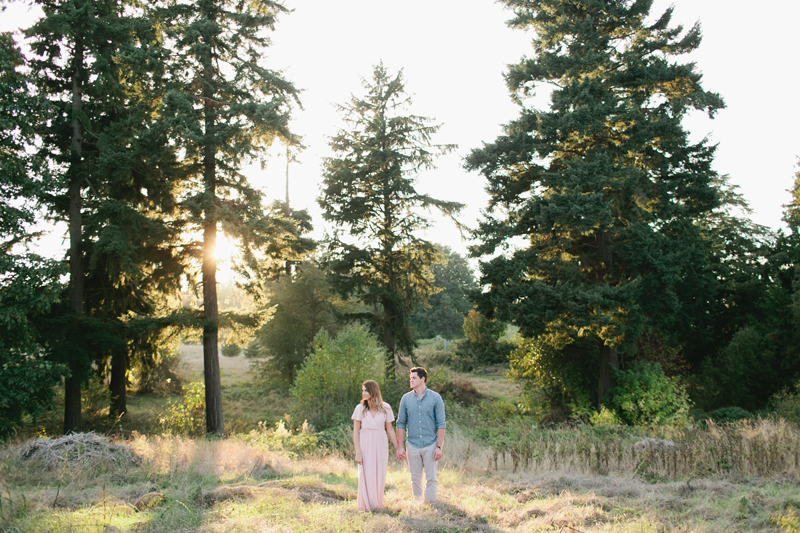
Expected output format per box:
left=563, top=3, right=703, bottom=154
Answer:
left=351, top=367, right=446, bottom=511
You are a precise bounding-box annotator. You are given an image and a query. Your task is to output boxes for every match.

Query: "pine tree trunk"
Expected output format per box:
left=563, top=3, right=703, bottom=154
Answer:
left=64, top=35, right=85, bottom=435
left=595, top=229, right=617, bottom=405
left=201, top=71, right=223, bottom=436
left=382, top=296, right=397, bottom=380
left=109, top=348, right=127, bottom=418
left=598, top=341, right=618, bottom=406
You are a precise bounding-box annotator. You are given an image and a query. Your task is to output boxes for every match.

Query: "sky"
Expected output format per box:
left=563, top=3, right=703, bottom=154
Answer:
left=3, top=0, right=799, bottom=263
left=260, top=0, right=800, bottom=258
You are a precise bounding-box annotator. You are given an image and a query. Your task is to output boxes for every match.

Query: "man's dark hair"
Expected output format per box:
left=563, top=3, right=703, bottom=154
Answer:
left=410, top=367, right=428, bottom=382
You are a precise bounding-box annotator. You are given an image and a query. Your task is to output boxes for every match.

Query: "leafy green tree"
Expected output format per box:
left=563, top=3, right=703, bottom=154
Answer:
left=247, top=263, right=340, bottom=383
left=157, top=0, right=304, bottom=434
left=409, top=246, right=477, bottom=340
left=290, top=324, right=385, bottom=429
left=466, top=0, right=724, bottom=405
left=319, top=64, right=463, bottom=376
left=609, top=361, right=691, bottom=427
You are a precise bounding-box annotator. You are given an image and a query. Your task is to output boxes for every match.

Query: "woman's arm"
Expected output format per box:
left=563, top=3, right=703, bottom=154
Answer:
left=385, top=420, right=400, bottom=450
left=353, top=420, right=362, bottom=464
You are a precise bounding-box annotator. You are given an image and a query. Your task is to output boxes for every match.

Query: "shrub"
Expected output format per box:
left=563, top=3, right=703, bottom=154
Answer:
left=135, top=348, right=183, bottom=396
left=240, top=418, right=320, bottom=458
left=771, top=381, right=800, bottom=427
left=439, top=380, right=482, bottom=406
left=772, top=508, right=800, bottom=533
left=708, top=406, right=753, bottom=425
left=590, top=406, right=622, bottom=428
left=290, top=324, right=385, bottom=429
left=609, top=362, right=691, bottom=427
left=157, top=381, right=205, bottom=436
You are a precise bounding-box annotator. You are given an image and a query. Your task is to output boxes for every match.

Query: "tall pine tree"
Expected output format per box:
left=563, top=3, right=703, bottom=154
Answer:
left=319, top=64, right=463, bottom=376
left=25, top=0, right=195, bottom=430
left=0, top=32, right=65, bottom=437
left=466, top=0, right=724, bottom=405
left=157, top=0, right=303, bottom=434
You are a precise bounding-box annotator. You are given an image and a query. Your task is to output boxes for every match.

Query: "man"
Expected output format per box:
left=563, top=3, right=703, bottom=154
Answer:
left=396, top=367, right=446, bottom=502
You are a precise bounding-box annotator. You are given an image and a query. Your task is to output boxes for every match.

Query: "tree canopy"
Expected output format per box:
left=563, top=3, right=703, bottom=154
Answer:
left=319, top=63, right=463, bottom=376
left=467, top=0, right=725, bottom=404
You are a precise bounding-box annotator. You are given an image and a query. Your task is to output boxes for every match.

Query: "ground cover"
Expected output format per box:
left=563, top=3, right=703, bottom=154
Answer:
left=2, top=343, right=799, bottom=532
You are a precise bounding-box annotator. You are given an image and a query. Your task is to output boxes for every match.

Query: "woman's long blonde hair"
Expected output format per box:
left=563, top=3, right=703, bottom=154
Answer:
left=361, top=380, right=385, bottom=413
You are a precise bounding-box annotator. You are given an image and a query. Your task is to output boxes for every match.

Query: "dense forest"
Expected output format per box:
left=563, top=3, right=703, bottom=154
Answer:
left=2, top=0, right=800, bottom=440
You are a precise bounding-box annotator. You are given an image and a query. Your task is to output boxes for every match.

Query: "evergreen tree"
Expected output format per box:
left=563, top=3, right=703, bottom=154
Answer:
left=25, top=0, right=188, bottom=430
left=694, top=168, right=800, bottom=410
left=157, top=0, right=303, bottom=434
left=466, top=0, right=724, bottom=405
left=246, top=263, right=339, bottom=383
left=319, top=64, right=463, bottom=376
left=0, top=32, right=65, bottom=437
left=408, top=246, right=477, bottom=340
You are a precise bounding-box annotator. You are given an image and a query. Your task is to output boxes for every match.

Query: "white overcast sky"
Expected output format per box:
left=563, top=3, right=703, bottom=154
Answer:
left=3, top=0, right=799, bottom=261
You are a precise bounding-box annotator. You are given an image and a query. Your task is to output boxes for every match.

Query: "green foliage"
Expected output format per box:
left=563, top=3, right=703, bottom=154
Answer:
left=221, top=344, right=242, bottom=358
left=290, top=324, right=385, bottom=429
left=693, top=174, right=800, bottom=411
left=451, top=311, right=514, bottom=370
left=247, top=264, right=340, bottom=383
left=466, top=0, right=724, bottom=406
left=409, top=246, right=477, bottom=340
left=319, top=63, right=463, bottom=372
left=0, top=32, right=66, bottom=439
left=157, top=0, right=307, bottom=435
left=590, top=406, right=622, bottom=428
left=609, top=362, right=691, bottom=427
left=708, top=406, right=754, bottom=425
left=771, top=382, right=800, bottom=427
left=772, top=508, right=800, bottom=533
left=133, top=347, right=183, bottom=397
left=462, top=310, right=505, bottom=350
left=508, top=335, right=598, bottom=417
left=158, top=382, right=206, bottom=436
left=696, top=326, right=777, bottom=411
left=241, top=419, right=320, bottom=458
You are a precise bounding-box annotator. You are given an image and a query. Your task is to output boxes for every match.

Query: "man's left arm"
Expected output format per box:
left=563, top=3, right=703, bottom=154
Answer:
left=433, top=394, right=446, bottom=461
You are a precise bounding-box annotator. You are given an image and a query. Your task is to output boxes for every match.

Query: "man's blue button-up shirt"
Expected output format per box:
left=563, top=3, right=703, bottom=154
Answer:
left=396, top=388, right=446, bottom=449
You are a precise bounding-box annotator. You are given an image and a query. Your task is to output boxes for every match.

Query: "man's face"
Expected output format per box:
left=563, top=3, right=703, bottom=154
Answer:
left=409, top=372, right=424, bottom=390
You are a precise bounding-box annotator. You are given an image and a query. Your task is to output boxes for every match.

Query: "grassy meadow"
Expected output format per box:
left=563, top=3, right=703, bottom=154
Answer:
left=2, top=340, right=800, bottom=532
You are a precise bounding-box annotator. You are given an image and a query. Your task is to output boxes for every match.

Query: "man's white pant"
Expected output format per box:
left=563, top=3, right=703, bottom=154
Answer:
left=406, top=442, right=437, bottom=502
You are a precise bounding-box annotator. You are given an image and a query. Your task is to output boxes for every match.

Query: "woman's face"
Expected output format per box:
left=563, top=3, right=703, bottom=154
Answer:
left=362, top=386, right=371, bottom=401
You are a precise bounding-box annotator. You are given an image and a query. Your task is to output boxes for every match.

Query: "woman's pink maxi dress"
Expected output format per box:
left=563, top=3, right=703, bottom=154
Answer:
left=352, top=402, right=394, bottom=511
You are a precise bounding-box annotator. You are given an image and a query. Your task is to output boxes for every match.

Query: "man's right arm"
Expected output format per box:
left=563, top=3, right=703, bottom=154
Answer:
left=395, top=395, right=407, bottom=460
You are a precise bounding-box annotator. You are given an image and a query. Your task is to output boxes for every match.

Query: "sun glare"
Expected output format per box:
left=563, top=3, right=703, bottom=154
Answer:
left=213, top=235, right=237, bottom=283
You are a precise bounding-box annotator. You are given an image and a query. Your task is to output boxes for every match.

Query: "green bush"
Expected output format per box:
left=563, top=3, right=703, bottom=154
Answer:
left=157, top=381, right=205, bottom=436
left=771, top=381, right=800, bottom=427
left=708, top=406, right=754, bottom=425
left=290, top=324, right=385, bottom=429
left=609, top=362, right=691, bottom=427
left=590, top=406, right=622, bottom=428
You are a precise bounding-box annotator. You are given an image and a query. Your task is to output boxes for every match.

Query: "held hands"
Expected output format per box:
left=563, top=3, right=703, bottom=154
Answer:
left=395, top=446, right=406, bottom=461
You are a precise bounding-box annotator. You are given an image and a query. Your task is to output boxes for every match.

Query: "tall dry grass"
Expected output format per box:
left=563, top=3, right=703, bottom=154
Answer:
left=441, top=417, right=800, bottom=481
left=4, top=424, right=800, bottom=532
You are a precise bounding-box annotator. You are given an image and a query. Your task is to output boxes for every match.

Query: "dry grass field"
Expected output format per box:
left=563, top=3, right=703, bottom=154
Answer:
left=2, top=343, right=799, bottom=532
left=2, top=424, right=800, bottom=532
left=177, top=344, right=253, bottom=385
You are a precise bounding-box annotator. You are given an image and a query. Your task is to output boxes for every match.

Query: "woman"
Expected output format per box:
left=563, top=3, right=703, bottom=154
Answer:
left=352, top=380, right=400, bottom=511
